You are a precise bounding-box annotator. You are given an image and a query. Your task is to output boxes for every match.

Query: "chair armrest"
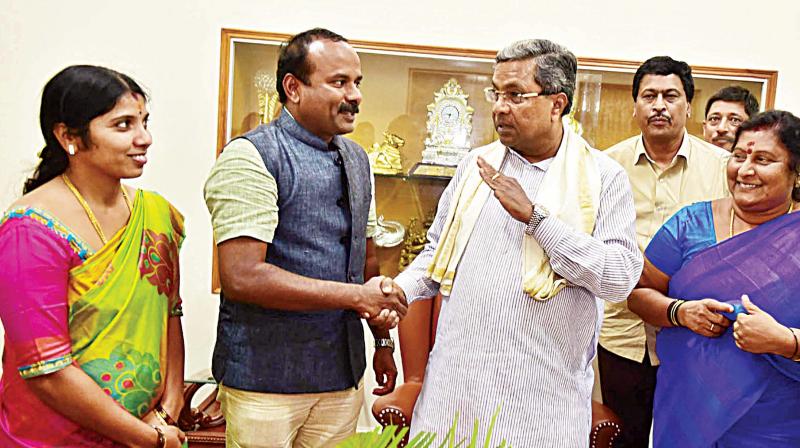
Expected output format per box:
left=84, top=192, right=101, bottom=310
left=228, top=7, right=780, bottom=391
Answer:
left=186, top=426, right=226, bottom=447
left=590, top=400, right=622, bottom=448
left=179, top=383, right=225, bottom=431
left=371, top=382, right=423, bottom=428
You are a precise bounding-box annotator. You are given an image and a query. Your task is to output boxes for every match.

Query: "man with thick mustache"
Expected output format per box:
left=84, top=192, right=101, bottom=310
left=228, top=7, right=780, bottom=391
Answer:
left=392, top=39, right=642, bottom=447
left=599, top=56, right=729, bottom=448
left=204, top=28, right=407, bottom=447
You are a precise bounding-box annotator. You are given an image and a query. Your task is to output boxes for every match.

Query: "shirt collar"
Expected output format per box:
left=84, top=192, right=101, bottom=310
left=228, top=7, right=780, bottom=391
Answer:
left=277, top=107, right=341, bottom=151
left=634, top=130, right=691, bottom=166
left=506, top=124, right=567, bottom=171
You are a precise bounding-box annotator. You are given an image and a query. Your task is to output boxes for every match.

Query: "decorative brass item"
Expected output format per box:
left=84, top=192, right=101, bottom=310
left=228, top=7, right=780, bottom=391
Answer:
left=373, top=215, right=406, bottom=248
left=367, top=132, right=405, bottom=175
left=410, top=79, right=474, bottom=178
left=254, top=70, right=279, bottom=124
left=398, top=216, right=433, bottom=271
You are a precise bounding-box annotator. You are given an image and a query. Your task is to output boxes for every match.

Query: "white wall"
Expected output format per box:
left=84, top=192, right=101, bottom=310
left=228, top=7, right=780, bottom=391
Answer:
left=1, top=0, right=799, bottom=427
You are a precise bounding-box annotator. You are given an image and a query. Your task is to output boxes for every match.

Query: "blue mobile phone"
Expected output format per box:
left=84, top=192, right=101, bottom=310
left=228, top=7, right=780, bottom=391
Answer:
left=720, top=301, right=747, bottom=321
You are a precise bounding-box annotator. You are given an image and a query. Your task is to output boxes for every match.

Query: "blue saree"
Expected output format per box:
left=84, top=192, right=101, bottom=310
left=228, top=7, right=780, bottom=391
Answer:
left=646, top=202, right=800, bottom=448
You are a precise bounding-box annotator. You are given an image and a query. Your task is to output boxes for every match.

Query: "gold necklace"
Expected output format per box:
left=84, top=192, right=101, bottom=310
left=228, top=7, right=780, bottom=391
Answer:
left=62, top=173, right=132, bottom=245
left=729, top=201, right=794, bottom=238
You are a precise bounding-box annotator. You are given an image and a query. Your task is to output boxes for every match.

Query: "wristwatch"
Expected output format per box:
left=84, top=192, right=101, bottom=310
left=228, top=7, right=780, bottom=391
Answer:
left=525, top=204, right=550, bottom=235
left=374, top=337, right=395, bottom=352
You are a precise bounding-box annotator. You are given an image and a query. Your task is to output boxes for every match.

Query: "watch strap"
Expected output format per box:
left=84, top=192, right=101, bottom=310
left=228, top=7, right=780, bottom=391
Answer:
left=524, top=204, right=548, bottom=235
left=374, top=337, right=395, bottom=351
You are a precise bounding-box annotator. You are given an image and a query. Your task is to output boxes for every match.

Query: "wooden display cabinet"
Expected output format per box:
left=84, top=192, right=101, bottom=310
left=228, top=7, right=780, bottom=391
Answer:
left=211, top=28, right=777, bottom=292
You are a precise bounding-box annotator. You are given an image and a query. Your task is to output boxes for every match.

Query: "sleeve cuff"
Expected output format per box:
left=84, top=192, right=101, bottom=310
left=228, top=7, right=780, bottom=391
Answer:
left=532, top=215, right=570, bottom=254
left=214, top=227, right=275, bottom=245
left=393, top=272, right=438, bottom=304
left=19, top=354, right=73, bottom=379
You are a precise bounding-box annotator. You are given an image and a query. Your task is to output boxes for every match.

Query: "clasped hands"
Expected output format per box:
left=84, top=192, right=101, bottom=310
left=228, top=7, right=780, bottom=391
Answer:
left=359, top=275, right=407, bottom=330
left=679, top=294, right=796, bottom=357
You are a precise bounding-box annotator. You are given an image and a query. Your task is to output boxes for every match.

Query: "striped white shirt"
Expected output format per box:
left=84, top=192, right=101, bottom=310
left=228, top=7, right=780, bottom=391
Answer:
left=394, top=131, right=642, bottom=447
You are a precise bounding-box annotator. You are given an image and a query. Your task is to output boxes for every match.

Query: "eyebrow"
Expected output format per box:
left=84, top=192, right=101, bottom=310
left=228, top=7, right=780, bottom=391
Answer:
left=110, top=112, right=149, bottom=122
left=731, top=147, right=774, bottom=155
left=493, top=81, right=526, bottom=90
left=329, top=72, right=362, bottom=81
left=642, top=88, right=681, bottom=94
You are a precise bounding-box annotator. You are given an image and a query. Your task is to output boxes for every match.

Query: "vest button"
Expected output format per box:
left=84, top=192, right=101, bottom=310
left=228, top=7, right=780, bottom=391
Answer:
left=334, top=156, right=343, bottom=166
left=336, top=197, right=346, bottom=208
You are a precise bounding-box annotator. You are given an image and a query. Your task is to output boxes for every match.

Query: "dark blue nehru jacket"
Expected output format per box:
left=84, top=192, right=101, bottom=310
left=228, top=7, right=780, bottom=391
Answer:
left=212, top=110, right=371, bottom=393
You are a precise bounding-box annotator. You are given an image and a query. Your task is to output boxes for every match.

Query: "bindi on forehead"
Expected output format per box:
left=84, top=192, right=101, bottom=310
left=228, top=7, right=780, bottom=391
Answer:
left=746, top=141, right=755, bottom=154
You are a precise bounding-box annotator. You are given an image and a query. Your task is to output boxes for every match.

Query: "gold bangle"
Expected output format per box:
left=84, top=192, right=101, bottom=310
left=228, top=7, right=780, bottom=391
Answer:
left=152, top=425, right=166, bottom=448
left=155, top=404, right=178, bottom=426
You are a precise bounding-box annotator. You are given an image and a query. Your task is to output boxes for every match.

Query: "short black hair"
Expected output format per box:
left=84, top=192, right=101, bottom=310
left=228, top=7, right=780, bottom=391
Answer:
left=632, top=56, right=694, bottom=103
left=276, top=28, right=348, bottom=103
left=705, top=85, right=760, bottom=119
left=733, top=110, right=800, bottom=201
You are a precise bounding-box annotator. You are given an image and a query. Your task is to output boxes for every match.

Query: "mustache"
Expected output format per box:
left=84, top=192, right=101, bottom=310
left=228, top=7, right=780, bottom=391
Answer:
left=714, top=136, right=735, bottom=143
left=339, top=102, right=359, bottom=114
left=648, top=113, right=672, bottom=124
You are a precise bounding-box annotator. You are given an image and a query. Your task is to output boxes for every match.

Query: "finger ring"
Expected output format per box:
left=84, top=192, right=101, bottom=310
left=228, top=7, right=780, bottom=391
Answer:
left=710, top=323, right=715, bottom=332
left=491, top=172, right=501, bottom=181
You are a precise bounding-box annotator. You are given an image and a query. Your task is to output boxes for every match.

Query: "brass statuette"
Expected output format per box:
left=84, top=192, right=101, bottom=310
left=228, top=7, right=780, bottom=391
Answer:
left=398, top=216, right=433, bottom=271
left=367, top=132, right=405, bottom=175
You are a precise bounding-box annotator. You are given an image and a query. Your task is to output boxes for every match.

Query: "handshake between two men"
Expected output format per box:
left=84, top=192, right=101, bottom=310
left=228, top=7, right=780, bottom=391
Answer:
left=358, top=276, right=408, bottom=331
left=356, top=275, right=408, bottom=396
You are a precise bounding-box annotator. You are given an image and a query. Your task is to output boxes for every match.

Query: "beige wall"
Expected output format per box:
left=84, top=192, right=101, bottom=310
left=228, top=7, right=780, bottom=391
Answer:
left=2, top=0, right=799, bottom=429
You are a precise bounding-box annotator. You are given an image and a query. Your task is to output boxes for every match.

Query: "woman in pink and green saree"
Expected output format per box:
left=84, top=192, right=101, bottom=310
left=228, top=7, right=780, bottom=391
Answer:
left=0, top=65, right=186, bottom=448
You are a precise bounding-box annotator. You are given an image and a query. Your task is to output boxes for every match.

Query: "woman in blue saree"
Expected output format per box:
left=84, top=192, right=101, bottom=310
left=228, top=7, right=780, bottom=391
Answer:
left=628, top=110, right=800, bottom=448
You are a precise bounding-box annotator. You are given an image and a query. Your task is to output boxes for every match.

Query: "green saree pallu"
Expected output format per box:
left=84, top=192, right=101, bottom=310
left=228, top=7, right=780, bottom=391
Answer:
left=68, top=190, right=184, bottom=418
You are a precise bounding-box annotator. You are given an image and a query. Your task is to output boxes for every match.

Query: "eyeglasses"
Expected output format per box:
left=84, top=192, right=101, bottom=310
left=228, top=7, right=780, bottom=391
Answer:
left=484, top=87, right=548, bottom=105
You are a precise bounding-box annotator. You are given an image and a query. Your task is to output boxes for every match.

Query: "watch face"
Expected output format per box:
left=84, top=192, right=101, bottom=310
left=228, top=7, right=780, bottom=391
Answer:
left=536, top=204, right=550, bottom=218
left=441, top=104, right=459, bottom=125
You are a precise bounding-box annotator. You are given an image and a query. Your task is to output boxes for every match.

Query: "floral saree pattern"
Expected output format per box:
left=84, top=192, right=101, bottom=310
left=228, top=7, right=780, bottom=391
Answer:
left=0, top=190, right=184, bottom=447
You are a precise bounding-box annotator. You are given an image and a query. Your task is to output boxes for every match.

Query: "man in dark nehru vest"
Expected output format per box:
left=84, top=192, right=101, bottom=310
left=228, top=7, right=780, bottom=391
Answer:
left=204, top=28, right=407, bottom=447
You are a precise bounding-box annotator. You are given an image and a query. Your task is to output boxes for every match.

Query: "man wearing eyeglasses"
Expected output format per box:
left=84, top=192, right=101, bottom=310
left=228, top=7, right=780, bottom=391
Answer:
left=702, top=85, right=759, bottom=151
left=599, top=56, right=730, bottom=448
left=391, top=39, right=642, bottom=447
